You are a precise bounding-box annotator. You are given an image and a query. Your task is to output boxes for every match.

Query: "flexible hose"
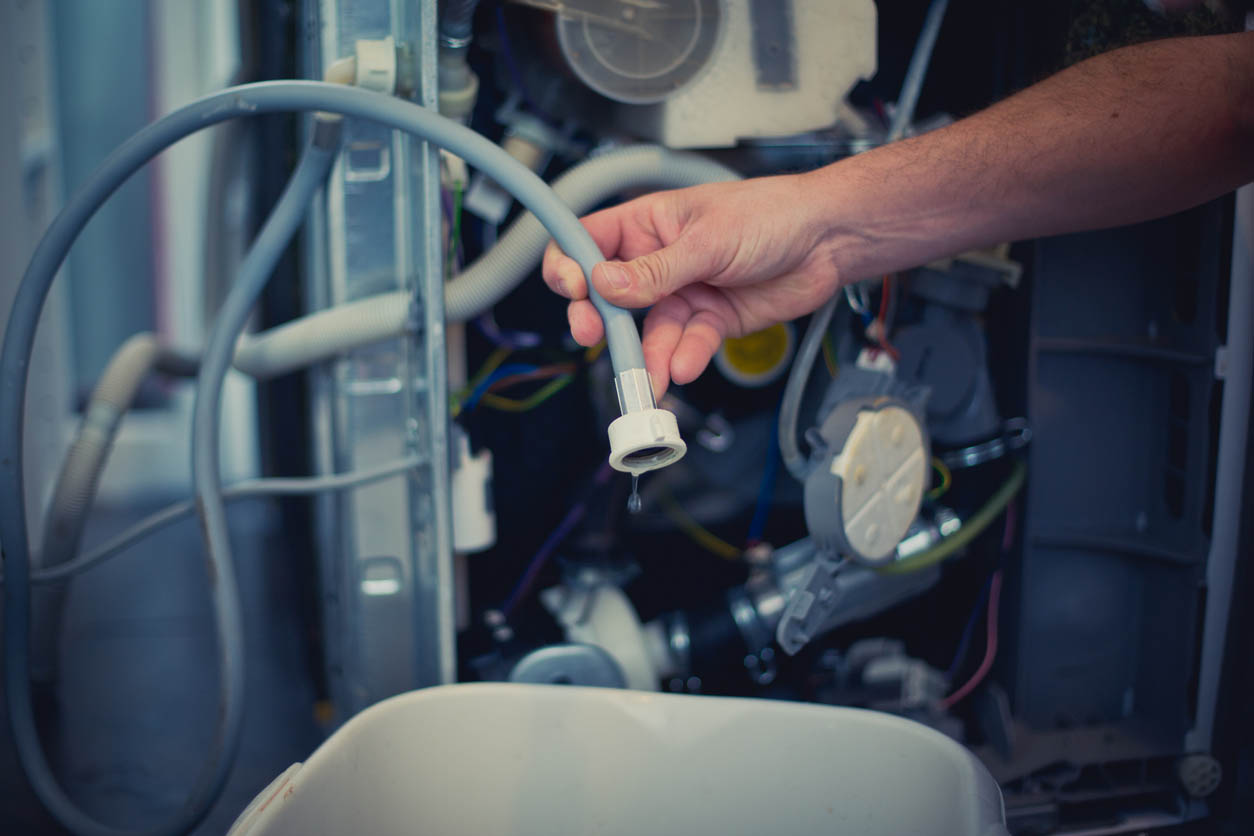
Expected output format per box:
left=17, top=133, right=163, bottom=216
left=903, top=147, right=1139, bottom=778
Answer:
left=439, top=0, right=481, bottom=42
left=194, top=119, right=341, bottom=834
left=878, top=461, right=1027, bottom=576
left=7, top=456, right=425, bottom=588
left=445, top=145, right=740, bottom=321
left=232, top=146, right=741, bottom=379
left=31, top=334, right=196, bottom=684
left=40, top=334, right=197, bottom=570
left=779, top=295, right=839, bottom=481
left=0, top=81, right=655, bottom=834
left=232, top=291, right=412, bottom=379
left=888, top=0, right=950, bottom=142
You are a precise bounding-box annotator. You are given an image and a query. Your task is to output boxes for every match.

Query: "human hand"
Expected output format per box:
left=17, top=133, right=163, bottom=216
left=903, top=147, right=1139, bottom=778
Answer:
left=542, top=174, right=841, bottom=398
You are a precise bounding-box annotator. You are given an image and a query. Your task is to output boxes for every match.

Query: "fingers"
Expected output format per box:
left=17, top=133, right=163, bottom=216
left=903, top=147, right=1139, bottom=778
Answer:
left=567, top=299, right=604, bottom=347
left=543, top=240, right=588, bottom=301
left=639, top=284, right=737, bottom=394
left=589, top=239, right=709, bottom=310
left=671, top=309, right=727, bottom=385
left=640, top=296, right=688, bottom=399
left=542, top=204, right=636, bottom=301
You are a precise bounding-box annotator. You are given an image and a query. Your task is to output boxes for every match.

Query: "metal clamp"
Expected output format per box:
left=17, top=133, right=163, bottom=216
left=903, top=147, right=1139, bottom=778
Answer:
left=940, top=417, right=1031, bottom=470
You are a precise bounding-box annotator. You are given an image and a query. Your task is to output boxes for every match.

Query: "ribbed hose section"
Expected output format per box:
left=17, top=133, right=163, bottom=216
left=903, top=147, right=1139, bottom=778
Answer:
left=232, top=291, right=412, bottom=379
left=39, top=334, right=196, bottom=569
left=445, top=145, right=740, bottom=321
left=32, top=333, right=196, bottom=684
left=233, top=146, right=743, bottom=377
left=439, top=0, right=481, bottom=41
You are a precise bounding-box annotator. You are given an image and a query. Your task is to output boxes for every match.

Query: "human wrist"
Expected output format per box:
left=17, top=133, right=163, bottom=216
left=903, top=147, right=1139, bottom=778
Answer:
left=794, top=158, right=883, bottom=285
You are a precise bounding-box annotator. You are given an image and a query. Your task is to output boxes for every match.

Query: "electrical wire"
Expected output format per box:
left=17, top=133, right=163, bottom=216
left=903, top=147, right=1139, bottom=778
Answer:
left=483, top=363, right=576, bottom=394
left=879, top=460, right=1027, bottom=576
left=1, top=79, right=658, bottom=835
left=585, top=340, right=607, bottom=363
left=927, top=456, right=953, bottom=500
left=944, top=500, right=1017, bottom=680
left=459, top=362, right=542, bottom=413
left=843, top=284, right=870, bottom=318
left=11, top=458, right=425, bottom=587
left=480, top=375, right=574, bottom=413
left=501, top=463, right=615, bottom=617
left=821, top=333, right=839, bottom=378
left=874, top=275, right=901, bottom=360
left=944, top=572, right=994, bottom=681
left=452, top=345, right=512, bottom=416
left=494, top=4, right=555, bottom=126
left=940, top=570, right=1003, bottom=710
left=445, top=180, right=464, bottom=279
left=475, top=312, right=541, bottom=349
left=658, top=492, right=743, bottom=561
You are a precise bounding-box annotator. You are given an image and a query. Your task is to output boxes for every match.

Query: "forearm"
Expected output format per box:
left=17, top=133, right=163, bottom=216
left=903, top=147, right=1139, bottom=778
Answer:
left=806, top=32, right=1254, bottom=282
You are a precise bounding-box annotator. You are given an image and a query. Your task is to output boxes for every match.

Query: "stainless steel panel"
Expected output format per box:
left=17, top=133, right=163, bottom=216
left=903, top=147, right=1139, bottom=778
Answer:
left=302, top=0, right=453, bottom=720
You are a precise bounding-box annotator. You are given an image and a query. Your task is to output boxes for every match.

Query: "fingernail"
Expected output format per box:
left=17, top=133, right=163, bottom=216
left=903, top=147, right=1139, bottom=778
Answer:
left=600, top=263, right=631, bottom=291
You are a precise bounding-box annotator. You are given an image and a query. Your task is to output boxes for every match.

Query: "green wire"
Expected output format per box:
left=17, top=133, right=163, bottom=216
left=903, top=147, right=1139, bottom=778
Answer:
left=480, top=374, right=574, bottom=412
left=879, top=460, right=1027, bottom=576
left=445, top=180, right=464, bottom=279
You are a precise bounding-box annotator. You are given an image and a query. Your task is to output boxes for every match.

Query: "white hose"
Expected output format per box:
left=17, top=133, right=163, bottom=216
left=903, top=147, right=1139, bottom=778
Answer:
left=32, top=333, right=195, bottom=684
left=447, top=144, right=740, bottom=320
left=39, top=333, right=196, bottom=569
left=233, top=291, right=412, bottom=379
left=231, top=145, right=741, bottom=379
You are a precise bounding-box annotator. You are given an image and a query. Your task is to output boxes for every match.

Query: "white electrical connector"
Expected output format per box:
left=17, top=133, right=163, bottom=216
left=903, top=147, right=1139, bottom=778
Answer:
left=451, top=431, right=496, bottom=553
left=354, top=36, right=397, bottom=94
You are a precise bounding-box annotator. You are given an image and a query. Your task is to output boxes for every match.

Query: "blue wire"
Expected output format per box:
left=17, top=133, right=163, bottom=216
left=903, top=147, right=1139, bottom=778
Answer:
left=747, top=403, right=782, bottom=543
left=495, top=5, right=556, bottom=127
left=462, top=362, right=541, bottom=412
left=946, top=501, right=1018, bottom=680
left=945, top=571, right=994, bottom=680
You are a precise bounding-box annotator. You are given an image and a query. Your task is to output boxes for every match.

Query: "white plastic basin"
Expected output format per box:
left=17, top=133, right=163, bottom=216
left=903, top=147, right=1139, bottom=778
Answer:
left=229, top=683, right=1009, bottom=836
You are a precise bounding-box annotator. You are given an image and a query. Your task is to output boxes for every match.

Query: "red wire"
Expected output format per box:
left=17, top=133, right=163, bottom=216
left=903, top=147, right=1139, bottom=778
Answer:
left=940, top=570, right=1003, bottom=710
left=877, top=275, right=901, bottom=360
left=484, top=364, right=576, bottom=394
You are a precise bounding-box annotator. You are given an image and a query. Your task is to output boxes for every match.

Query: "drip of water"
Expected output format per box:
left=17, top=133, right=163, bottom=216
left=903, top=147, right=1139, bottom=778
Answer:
left=627, top=474, right=642, bottom=514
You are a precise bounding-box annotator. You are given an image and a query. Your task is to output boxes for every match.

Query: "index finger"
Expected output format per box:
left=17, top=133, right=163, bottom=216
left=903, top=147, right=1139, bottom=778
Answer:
left=542, top=240, right=589, bottom=301
left=541, top=205, right=630, bottom=300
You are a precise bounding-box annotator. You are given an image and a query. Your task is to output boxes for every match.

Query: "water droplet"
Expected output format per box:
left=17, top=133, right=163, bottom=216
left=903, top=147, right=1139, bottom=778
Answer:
left=627, top=474, right=642, bottom=514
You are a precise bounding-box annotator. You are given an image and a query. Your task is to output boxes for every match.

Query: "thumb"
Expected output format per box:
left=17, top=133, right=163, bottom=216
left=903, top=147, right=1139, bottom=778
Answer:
left=590, top=242, right=704, bottom=308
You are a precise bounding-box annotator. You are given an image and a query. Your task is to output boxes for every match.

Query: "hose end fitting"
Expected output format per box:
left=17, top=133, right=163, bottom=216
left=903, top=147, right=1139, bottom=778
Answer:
left=608, top=408, right=686, bottom=474
left=608, top=369, right=686, bottom=474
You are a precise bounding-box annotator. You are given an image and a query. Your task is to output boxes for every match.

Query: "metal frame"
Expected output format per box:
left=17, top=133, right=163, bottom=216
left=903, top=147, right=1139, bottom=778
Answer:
left=302, top=0, right=453, bottom=721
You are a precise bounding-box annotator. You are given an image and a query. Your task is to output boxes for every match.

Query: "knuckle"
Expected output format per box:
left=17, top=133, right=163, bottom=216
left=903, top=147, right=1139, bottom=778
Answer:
left=635, top=253, right=668, bottom=296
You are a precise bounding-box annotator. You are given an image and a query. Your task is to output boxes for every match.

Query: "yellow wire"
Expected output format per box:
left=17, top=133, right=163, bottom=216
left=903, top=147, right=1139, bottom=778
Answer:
left=585, top=340, right=607, bottom=363
left=658, top=492, right=742, bottom=561
left=451, top=345, right=513, bottom=416
left=479, top=375, right=573, bottom=412
left=928, top=456, right=953, bottom=500
left=881, top=461, right=1026, bottom=576
left=821, top=333, right=839, bottom=378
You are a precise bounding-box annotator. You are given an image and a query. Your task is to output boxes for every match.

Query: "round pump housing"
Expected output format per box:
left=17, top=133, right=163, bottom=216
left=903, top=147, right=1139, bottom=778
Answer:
left=555, top=0, right=723, bottom=104
left=804, top=398, right=929, bottom=566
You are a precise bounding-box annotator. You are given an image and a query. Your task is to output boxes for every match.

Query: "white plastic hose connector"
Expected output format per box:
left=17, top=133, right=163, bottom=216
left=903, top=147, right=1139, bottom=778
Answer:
left=607, top=408, right=686, bottom=474
left=607, top=367, right=685, bottom=473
